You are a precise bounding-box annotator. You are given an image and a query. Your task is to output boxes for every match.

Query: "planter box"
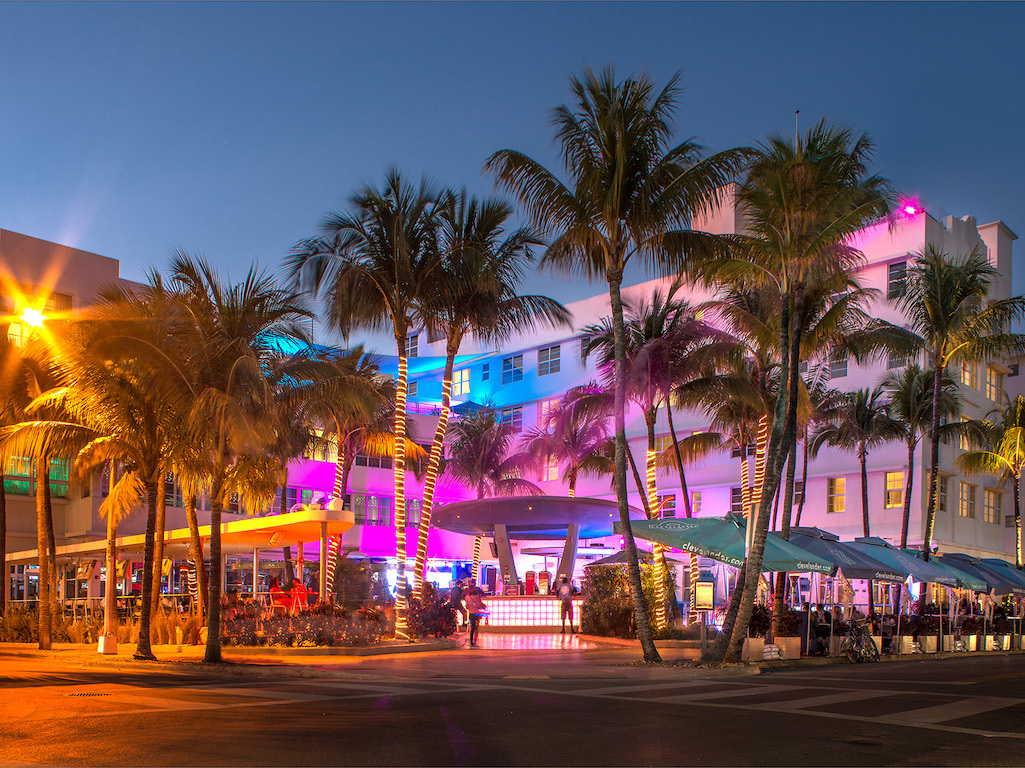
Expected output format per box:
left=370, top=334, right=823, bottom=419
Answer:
left=829, top=636, right=842, bottom=657
left=964, top=635, right=978, bottom=651
left=742, top=637, right=764, bottom=661
left=996, top=635, right=1011, bottom=651
left=871, top=635, right=883, bottom=655
left=940, top=635, right=955, bottom=652
left=776, top=636, right=801, bottom=660
left=922, top=635, right=938, bottom=653
left=900, top=636, right=920, bottom=654
left=984, top=635, right=998, bottom=651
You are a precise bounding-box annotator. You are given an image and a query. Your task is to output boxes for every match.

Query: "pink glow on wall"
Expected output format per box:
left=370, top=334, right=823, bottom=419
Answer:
left=900, top=198, right=922, bottom=217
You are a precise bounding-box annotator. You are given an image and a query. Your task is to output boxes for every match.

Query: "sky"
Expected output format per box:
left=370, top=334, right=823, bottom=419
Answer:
left=2, top=1, right=1023, bottom=344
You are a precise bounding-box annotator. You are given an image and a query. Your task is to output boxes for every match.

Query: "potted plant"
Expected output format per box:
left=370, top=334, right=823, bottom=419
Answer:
left=959, top=615, right=983, bottom=651
left=774, top=608, right=802, bottom=661
left=992, top=616, right=1013, bottom=650
left=743, top=604, right=770, bottom=661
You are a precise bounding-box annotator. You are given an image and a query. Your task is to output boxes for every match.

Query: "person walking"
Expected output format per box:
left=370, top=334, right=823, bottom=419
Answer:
left=556, top=576, right=576, bottom=634
left=464, top=584, right=487, bottom=648
left=449, top=579, right=468, bottom=630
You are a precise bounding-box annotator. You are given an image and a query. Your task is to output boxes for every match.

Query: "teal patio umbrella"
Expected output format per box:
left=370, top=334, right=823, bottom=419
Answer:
left=902, top=549, right=989, bottom=592
left=849, top=537, right=957, bottom=587
left=616, top=515, right=833, bottom=574
left=981, top=558, right=1025, bottom=591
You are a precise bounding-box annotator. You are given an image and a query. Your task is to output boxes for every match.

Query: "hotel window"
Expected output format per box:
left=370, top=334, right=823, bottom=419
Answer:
left=408, top=381, right=418, bottom=398
left=828, top=352, right=847, bottom=379
left=887, top=350, right=910, bottom=370
left=827, top=478, right=845, bottom=514
left=579, top=335, right=592, bottom=362
left=958, top=482, right=976, bottom=519
left=691, top=491, right=701, bottom=515
left=404, top=333, right=418, bottom=359
left=793, top=481, right=804, bottom=506
left=960, top=358, right=978, bottom=389
left=887, top=261, right=907, bottom=300
left=938, top=475, right=948, bottom=512
left=885, top=471, right=904, bottom=508
left=538, top=345, right=561, bottom=376
left=502, top=354, right=523, bottom=384
left=355, top=495, right=393, bottom=526
left=541, top=458, right=559, bottom=482
left=960, top=416, right=972, bottom=451
left=355, top=453, right=393, bottom=469
left=481, top=363, right=490, bottom=382
left=732, top=443, right=755, bottom=459
left=537, top=398, right=560, bottom=426
left=453, top=368, right=470, bottom=397
left=730, top=486, right=744, bottom=514
left=653, top=435, right=671, bottom=458
left=987, top=366, right=1005, bottom=402
left=656, top=494, right=676, bottom=518
left=406, top=498, right=423, bottom=528
left=984, top=489, right=1000, bottom=524
left=501, top=406, right=523, bottom=432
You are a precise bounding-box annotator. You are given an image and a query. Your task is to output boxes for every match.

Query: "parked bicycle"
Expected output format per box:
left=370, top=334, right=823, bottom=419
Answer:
left=840, top=616, right=880, bottom=663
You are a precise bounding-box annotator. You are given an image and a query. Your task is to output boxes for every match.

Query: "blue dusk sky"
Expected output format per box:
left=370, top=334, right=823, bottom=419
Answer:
left=1, top=1, right=1023, bottom=343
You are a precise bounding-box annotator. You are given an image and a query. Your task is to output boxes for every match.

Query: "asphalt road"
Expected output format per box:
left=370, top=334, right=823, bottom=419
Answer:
left=3, top=649, right=1025, bottom=766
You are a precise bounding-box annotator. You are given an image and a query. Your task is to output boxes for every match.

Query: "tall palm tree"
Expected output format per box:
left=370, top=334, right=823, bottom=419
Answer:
left=895, top=246, right=1025, bottom=560
left=445, top=408, right=542, bottom=501
left=171, top=254, right=310, bottom=663
left=698, top=121, right=896, bottom=663
left=880, top=364, right=962, bottom=548
left=287, top=169, right=441, bottom=640
left=487, top=66, right=748, bottom=662
left=811, top=387, right=902, bottom=539
left=957, top=395, right=1025, bottom=567
left=411, top=191, right=570, bottom=597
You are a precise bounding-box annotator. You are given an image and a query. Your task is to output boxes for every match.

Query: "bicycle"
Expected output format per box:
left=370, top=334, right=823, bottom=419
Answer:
left=839, top=617, right=880, bottom=663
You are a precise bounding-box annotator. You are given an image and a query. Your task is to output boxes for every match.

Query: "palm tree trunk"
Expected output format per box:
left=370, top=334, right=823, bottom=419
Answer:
left=151, top=475, right=167, bottom=616
left=568, top=472, right=577, bottom=498
left=627, top=446, right=651, bottom=518
left=665, top=405, right=692, bottom=517
left=794, top=428, right=809, bottom=527
left=204, top=479, right=224, bottom=663
left=392, top=336, right=410, bottom=641
left=645, top=410, right=667, bottom=630
left=772, top=438, right=799, bottom=638
left=134, top=479, right=158, bottom=660
left=900, top=439, right=916, bottom=548
left=1014, top=475, right=1021, bottom=569
left=0, top=471, right=6, bottom=617
left=922, top=359, right=943, bottom=561
left=102, top=513, right=117, bottom=645
left=415, top=337, right=458, bottom=598
left=860, top=446, right=874, bottom=613
left=43, top=462, right=57, bottom=610
left=667, top=405, right=699, bottom=624
left=185, top=495, right=205, bottom=617
left=35, top=458, right=51, bottom=650
left=607, top=269, right=660, bottom=662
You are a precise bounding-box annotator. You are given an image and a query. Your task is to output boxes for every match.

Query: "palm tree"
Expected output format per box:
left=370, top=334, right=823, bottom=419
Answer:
left=698, top=121, right=897, bottom=663
left=287, top=169, right=441, bottom=640
left=881, top=364, right=962, bottom=548
left=811, top=387, right=902, bottom=539
left=956, top=395, right=1025, bottom=567
left=445, top=407, right=542, bottom=501
left=411, top=191, right=570, bottom=597
left=896, top=246, right=1025, bottom=560
left=171, top=253, right=310, bottom=663
left=487, top=66, right=748, bottom=662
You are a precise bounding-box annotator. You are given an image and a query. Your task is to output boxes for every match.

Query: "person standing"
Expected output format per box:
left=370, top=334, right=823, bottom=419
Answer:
left=464, top=584, right=487, bottom=648
left=449, top=579, right=468, bottom=629
left=556, top=576, right=576, bottom=634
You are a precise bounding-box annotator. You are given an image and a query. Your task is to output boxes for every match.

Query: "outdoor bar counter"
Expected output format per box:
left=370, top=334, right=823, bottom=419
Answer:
left=480, top=594, right=585, bottom=630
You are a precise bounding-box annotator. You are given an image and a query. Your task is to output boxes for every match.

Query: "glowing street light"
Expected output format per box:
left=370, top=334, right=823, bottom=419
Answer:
left=20, top=307, right=46, bottom=328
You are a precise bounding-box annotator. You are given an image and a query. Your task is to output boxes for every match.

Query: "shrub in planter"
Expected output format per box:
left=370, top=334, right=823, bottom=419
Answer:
left=580, top=563, right=669, bottom=639
left=0, top=606, right=39, bottom=642
left=777, top=608, right=802, bottom=638
left=748, top=605, right=771, bottom=638
left=407, top=583, right=457, bottom=639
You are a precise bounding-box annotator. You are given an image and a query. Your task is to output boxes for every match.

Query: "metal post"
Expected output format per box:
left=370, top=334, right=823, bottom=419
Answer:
left=252, top=549, right=259, bottom=601
left=493, top=524, right=518, bottom=593
left=556, top=524, right=580, bottom=585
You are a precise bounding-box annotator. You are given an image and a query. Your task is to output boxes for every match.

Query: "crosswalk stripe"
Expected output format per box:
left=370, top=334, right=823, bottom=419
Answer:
left=754, top=688, right=887, bottom=710
left=658, top=684, right=797, bottom=702
left=884, top=695, right=1023, bottom=724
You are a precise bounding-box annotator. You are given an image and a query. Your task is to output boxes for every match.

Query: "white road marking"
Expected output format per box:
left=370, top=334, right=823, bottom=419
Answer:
left=885, top=695, right=1023, bottom=724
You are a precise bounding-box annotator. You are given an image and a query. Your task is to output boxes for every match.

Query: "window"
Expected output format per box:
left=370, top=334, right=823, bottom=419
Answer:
left=887, top=350, right=910, bottom=370
left=984, top=489, right=1000, bottom=524
left=960, top=416, right=972, bottom=451
left=404, top=334, right=418, bottom=359
left=541, top=458, right=559, bottom=482
left=938, top=475, right=948, bottom=512
left=656, top=494, right=676, bottom=518
left=885, top=471, right=904, bottom=508
left=691, top=491, right=701, bottom=515
left=408, top=381, right=418, bottom=398
left=829, top=352, right=847, bottom=379
left=354, top=495, right=393, bottom=526
left=537, top=398, right=560, bottom=426
left=579, top=335, right=592, bottom=362
left=794, top=481, right=804, bottom=506
left=501, top=406, right=523, bottom=432
left=538, top=345, right=561, bottom=376
left=407, top=498, right=423, bottom=528
left=732, top=443, right=755, bottom=459
left=481, top=363, right=490, bottom=382
left=960, top=358, right=978, bottom=389
left=887, top=261, right=907, bottom=300
left=653, top=435, right=672, bottom=458
left=502, top=355, right=523, bottom=384
left=959, top=482, right=976, bottom=519
left=453, top=369, right=470, bottom=397
left=987, top=366, right=1005, bottom=402
left=827, top=478, right=845, bottom=514
left=355, top=453, right=393, bottom=469
left=730, top=486, right=744, bottom=514
left=7, top=322, right=25, bottom=347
